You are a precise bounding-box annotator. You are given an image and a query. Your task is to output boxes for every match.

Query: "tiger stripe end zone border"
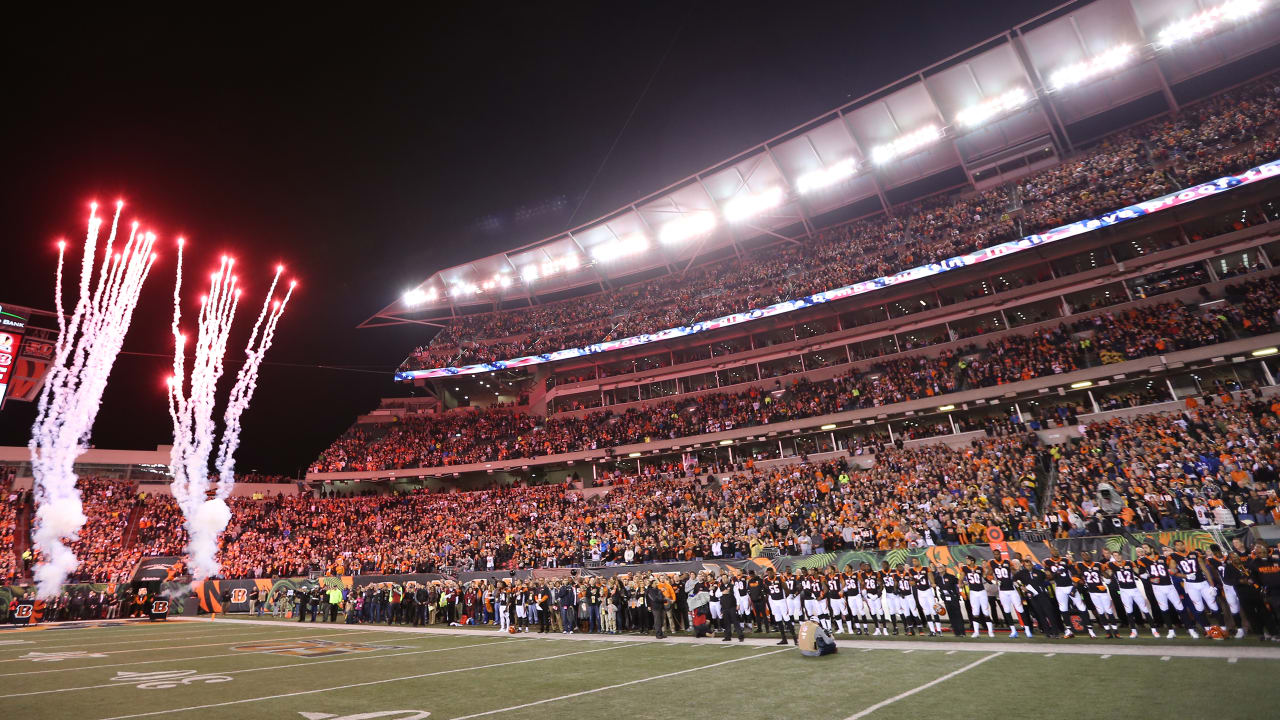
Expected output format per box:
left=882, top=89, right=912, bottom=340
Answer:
left=230, top=639, right=410, bottom=657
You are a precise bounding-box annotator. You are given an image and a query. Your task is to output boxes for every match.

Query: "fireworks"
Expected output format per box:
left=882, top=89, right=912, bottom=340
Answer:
left=166, top=244, right=293, bottom=581
left=28, top=202, right=159, bottom=598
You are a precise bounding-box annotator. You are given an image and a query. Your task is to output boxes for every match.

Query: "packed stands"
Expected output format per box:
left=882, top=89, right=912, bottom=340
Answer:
left=0, top=491, right=21, bottom=584
left=34, top=395, right=1271, bottom=582
left=7, top=472, right=298, bottom=585
left=8, top=383, right=1276, bottom=585
left=400, top=75, right=1280, bottom=373
left=64, top=476, right=139, bottom=585
left=317, top=275, right=1280, bottom=472
left=132, top=433, right=1048, bottom=578
left=1046, top=393, right=1280, bottom=536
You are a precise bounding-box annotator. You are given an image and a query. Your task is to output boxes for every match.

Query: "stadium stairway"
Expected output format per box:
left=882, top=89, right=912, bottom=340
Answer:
left=119, top=503, right=143, bottom=551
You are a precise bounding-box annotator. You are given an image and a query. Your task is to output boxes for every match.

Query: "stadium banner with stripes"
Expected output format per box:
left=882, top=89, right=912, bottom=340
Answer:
left=396, top=158, right=1280, bottom=380
left=187, top=572, right=450, bottom=614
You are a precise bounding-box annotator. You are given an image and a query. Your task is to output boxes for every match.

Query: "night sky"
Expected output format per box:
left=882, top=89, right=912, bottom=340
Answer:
left=0, top=1, right=1060, bottom=474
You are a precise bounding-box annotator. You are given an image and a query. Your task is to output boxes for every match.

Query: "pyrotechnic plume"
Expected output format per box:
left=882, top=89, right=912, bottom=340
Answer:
left=28, top=202, right=159, bottom=598
left=167, top=246, right=293, bottom=581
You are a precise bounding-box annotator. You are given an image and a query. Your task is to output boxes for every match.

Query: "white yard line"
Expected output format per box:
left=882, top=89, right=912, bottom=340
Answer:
left=0, top=626, right=342, bottom=652
left=0, top=629, right=403, bottom=677
left=448, top=647, right=791, bottom=719
left=0, top=637, right=529, bottom=699
left=0, top=619, right=196, bottom=638
left=0, top=628, right=388, bottom=664
left=92, top=643, right=640, bottom=720
left=842, top=652, right=1005, bottom=720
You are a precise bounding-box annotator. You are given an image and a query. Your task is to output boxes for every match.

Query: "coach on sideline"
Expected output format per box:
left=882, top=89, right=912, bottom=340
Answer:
left=646, top=580, right=668, bottom=639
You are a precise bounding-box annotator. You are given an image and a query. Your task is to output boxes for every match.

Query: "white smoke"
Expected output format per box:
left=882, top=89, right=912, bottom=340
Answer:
left=185, top=498, right=231, bottom=580
left=167, top=249, right=293, bottom=581
left=28, top=203, right=158, bottom=598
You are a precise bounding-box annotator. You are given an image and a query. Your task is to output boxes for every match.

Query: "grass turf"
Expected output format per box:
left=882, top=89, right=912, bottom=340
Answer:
left=3, top=618, right=1276, bottom=720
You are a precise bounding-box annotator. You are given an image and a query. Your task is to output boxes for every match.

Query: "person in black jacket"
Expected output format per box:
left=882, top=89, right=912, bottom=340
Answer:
left=414, top=584, right=430, bottom=627
left=538, top=586, right=552, bottom=633
left=645, top=581, right=667, bottom=639
left=935, top=568, right=966, bottom=637
left=718, top=577, right=744, bottom=642
left=1013, top=558, right=1059, bottom=638
left=557, top=583, right=576, bottom=633
left=296, top=588, right=310, bottom=622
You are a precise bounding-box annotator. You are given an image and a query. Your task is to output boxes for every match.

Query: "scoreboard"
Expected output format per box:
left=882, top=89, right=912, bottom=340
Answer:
left=0, top=302, right=29, bottom=409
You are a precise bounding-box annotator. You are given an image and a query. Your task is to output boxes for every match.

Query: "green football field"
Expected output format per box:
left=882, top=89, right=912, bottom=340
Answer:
left=3, top=617, right=1277, bottom=720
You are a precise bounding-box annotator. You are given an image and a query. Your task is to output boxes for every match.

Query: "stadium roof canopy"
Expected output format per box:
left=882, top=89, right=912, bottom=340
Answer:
left=362, top=0, right=1280, bottom=329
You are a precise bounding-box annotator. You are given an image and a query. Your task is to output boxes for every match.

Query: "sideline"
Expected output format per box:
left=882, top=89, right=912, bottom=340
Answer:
left=207, top=616, right=1280, bottom=661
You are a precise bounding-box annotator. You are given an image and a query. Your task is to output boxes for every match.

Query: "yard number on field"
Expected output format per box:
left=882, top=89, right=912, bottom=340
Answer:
left=110, top=670, right=233, bottom=689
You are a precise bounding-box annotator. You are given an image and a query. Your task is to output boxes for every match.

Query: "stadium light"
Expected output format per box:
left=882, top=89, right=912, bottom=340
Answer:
left=403, top=288, right=428, bottom=305
left=658, top=212, right=717, bottom=245
left=795, top=158, right=858, bottom=194
left=1157, top=0, right=1266, bottom=47
left=871, top=124, right=941, bottom=165
left=590, top=233, right=649, bottom=262
left=1252, top=347, right=1278, bottom=357
left=723, top=186, right=785, bottom=222
left=1049, top=45, right=1134, bottom=91
left=955, top=87, right=1030, bottom=128
left=525, top=254, right=580, bottom=283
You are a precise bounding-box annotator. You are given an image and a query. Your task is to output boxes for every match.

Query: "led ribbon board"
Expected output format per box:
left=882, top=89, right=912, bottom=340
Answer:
left=396, top=158, right=1280, bottom=381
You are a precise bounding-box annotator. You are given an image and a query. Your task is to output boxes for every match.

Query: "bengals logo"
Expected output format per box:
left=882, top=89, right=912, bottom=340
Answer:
left=1068, top=612, right=1087, bottom=632
left=14, top=604, right=33, bottom=619
left=150, top=600, right=170, bottom=615
left=230, top=588, right=248, bottom=604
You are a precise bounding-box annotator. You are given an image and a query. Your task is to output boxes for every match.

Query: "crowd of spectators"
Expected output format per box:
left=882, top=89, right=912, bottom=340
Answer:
left=5, top=471, right=304, bottom=585
left=318, top=275, right=1280, bottom=473
left=400, top=74, right=1279, bottom=372
left=1, top=488, right=22, bottom=584
left=12, top=391, right=1280, bottom=585
left=1043, top=390, right=1280, bottom=537
left=158, top=430, right=1045, bottom=579
left=135, top=394, right=1280, bottom=579
left=63, top=476, right=139, bottom=585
